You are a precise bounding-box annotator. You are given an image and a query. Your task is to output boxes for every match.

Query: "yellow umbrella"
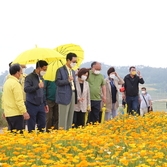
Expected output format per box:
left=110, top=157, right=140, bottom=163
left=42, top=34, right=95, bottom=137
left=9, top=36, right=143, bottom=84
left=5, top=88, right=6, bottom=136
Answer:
left=43, top=43, right=84, bottom=81
left=55, top=43, right=84, bottom=70
left=43, top=60, right=64, bottom=81
left=84, top=111, right=88, bottom=125
left=123, top=104, right=127, bottom=115
left=12, top=47, right=64, bottom=65
left=101, top=104, right=106, bottom=124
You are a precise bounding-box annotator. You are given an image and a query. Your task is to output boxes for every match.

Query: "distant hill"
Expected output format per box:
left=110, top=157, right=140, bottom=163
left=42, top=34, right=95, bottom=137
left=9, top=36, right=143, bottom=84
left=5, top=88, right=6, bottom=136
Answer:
left=0, top=67, right=34, bottom=89
left=80, top=61, right=167, bottom=89
left=1, top=62, right=167, bottom=93
left=80, top=62, right=167, bottom=101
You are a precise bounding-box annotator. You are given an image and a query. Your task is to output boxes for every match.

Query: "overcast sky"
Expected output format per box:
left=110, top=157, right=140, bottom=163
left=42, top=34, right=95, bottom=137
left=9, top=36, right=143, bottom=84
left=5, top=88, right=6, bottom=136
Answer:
left=0, top=0, right=167, bottom=73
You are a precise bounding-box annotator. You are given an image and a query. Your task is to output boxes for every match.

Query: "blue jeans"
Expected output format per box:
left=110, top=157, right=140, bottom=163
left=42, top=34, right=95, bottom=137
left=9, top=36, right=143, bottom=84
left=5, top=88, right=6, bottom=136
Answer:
left=126, top=96, right=139, bottom=115
left=26, top=101, right=46, bottom=132
left=105, top=103, right=117, bottom=120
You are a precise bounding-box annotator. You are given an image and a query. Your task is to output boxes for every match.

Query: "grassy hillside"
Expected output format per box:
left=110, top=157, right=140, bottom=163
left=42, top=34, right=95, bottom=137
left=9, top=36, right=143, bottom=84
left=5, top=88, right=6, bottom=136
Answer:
left=0, top=92, right=7, bottom=127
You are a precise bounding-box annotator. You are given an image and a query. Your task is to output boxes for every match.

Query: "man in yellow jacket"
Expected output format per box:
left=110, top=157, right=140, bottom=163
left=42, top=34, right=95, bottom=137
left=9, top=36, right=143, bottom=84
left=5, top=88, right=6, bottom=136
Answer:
left=2, top=63, right=30, bottom=132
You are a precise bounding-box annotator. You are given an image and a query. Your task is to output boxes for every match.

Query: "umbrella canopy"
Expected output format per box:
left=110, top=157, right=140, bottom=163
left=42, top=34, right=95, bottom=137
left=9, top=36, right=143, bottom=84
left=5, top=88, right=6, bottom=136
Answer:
left=55, top=43, right=84, bottom=70
left=43, top=43, right=84, bottom=81
left=43, top=60, right=64, bottom=81
left=12, top=47, right=65, bottom=65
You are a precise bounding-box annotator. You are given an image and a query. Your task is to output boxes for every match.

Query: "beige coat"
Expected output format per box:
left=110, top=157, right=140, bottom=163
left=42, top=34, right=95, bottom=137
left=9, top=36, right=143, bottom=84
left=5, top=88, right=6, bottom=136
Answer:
left=74, top=79, right=91, bottom=112
left=104, top=76, right=124, bottom=112
left=19, top=73, right=27, bottom=102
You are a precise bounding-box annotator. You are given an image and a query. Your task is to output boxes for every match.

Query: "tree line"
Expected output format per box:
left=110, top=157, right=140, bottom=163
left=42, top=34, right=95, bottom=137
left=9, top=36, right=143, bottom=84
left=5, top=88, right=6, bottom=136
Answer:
left=0, top=63, right=167, bottom=92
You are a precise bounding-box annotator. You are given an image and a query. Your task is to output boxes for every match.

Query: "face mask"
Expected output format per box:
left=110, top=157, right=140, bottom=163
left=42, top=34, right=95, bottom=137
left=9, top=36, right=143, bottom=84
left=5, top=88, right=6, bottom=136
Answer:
left=141, top=91, right=146, bottom=94
left=94, top=70, right=100, bottom=75
left=40, top=71, right=46, bottom=76
left=81, top=75, right=87, bottom=81
left=70, top=62, right=76, bottom=68
left=109, top=74, right=115, bottom=79
left=19, top=74, right=23, bottom=80
left=131, top=71, right=136, bottom=75
left=22, top=68, right=26, bottom=73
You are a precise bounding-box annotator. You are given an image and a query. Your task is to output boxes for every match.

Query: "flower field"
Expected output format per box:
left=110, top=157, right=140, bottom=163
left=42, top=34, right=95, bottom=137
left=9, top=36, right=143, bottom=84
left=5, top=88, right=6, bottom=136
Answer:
left=0, top=112, right=167, bottom=167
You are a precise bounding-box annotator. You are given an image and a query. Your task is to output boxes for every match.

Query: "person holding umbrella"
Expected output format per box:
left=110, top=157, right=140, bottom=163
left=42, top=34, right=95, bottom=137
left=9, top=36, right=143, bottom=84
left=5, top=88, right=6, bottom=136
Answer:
left=55, top=53, right=78, bottom=130
left=87, top=61, right=106, bottom=124
left=24, top=60, right=49, bottom=132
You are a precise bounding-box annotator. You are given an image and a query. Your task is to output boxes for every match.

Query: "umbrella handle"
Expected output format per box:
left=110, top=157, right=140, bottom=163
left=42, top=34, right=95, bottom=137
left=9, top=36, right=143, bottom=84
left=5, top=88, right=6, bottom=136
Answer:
left=101, top=104, right=106, bottom=124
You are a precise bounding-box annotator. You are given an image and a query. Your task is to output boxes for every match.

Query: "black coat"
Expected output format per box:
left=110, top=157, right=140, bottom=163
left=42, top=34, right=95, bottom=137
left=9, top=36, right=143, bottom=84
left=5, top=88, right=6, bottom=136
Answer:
left=124, top=74, right=144, bottom=97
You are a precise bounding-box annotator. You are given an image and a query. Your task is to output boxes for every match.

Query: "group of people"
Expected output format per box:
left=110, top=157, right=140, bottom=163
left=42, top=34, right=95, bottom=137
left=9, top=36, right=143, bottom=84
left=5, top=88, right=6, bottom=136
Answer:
left=1, top=52, right=153, bottom=133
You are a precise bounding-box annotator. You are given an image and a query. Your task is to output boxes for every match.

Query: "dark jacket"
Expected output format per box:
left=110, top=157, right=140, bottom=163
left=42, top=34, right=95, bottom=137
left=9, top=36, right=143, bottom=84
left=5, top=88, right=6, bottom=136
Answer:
left=44, top=80, right=56, bottom=101
left=24, top=70, right=46, bottom=106
left=124, top=74, right=144, bottom=97
left=55, top=65, right=77, bottom=105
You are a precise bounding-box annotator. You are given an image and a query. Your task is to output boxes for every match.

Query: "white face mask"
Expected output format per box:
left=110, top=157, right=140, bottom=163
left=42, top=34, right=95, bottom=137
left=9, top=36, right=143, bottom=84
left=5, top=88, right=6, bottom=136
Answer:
left=81, top=75, right=87, bottom=81
left=94, top=70, right=101, bottom=75
left=109, top=74, right=115, bottom=79
left=141, top=90, right=146, bottom=94
left=22, top=68, right=26, bottom=73
left=70, top=62, right=76, bottom=68
left=40, top=71, right=46, bottom=76
left=19, top=73, right=23, bottom=80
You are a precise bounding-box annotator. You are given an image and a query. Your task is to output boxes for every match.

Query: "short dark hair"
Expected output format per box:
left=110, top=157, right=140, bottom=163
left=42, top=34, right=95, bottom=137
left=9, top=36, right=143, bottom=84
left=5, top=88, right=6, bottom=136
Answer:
left=91, top=61, right=97, bottom=68
left=107, top=67, right=115, bottom=76
left=9, top=63, right=21, bottom=75
left=141, top=87, right=146, bottom=90
left=78, top=68, right=89, bottom=78
left=36, top=60, right=48, bottom=68
left=66, top=53, right=77, bottom=61
left=129, top=66, right=136, bottom=71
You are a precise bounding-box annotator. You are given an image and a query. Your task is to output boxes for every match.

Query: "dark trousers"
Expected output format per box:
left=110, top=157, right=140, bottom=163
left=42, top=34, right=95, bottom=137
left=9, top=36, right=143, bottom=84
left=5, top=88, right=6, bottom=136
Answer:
left=126, top=96, right=140, bottom=115
left=23, top=102, right=27, bottom=128
left=88, top=100, right=101, bottom=124
left=73, top=111, right=86, bottom=128
left=99, top=112, right=102, bottom=123
left=26, top=101, right=46, bottom=132
left=6, top=115, right=24, bottom=133
left=46, top=100, right=58, bottom=132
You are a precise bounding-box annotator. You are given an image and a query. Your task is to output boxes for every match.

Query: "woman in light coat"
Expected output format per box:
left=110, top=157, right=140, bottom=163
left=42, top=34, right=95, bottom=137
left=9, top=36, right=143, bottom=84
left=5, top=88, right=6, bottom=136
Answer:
left=104, top=67, right=124, bottom=120
left=73, top=68, right=91, bottom=127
